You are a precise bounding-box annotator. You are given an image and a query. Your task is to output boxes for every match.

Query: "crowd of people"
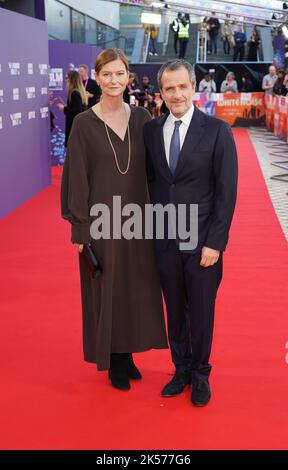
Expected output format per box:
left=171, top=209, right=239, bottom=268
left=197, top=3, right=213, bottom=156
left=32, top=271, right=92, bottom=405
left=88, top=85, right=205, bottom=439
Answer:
left=200, top=14, right=262, bottom=62
left=198, top=65, right=288, bottom=96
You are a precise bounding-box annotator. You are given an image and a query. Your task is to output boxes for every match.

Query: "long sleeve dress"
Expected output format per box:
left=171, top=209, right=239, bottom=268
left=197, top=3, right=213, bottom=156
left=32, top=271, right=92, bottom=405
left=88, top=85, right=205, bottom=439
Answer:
left=61, top=105, right=168, bottom=370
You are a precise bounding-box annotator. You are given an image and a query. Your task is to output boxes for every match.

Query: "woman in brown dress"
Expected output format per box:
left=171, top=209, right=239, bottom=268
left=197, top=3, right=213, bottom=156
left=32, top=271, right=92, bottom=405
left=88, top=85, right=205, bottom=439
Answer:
left=61, top=48, right=168, bottom=391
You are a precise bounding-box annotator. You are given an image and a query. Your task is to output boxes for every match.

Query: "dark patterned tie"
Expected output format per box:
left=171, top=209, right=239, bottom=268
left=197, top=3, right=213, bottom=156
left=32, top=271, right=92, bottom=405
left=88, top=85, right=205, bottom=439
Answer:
left=169, top=120, right=182, bottom=174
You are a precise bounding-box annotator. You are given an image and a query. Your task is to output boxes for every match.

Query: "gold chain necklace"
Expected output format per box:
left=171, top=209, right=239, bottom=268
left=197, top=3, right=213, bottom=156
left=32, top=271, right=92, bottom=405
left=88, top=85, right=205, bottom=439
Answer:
left=100, top=101, right=131, bottom=175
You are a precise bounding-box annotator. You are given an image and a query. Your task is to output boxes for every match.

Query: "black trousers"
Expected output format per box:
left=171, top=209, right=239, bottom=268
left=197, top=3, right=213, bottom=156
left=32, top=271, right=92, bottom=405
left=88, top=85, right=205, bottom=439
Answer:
left=155, top=242, right=223, bottom=381
left=179, top=39, right=188, bottom=59
left=233, top=45, right=245, bottom=61
left=223, top=37, right=230, bottom=55
left=174, top=33, right=178, bottom=54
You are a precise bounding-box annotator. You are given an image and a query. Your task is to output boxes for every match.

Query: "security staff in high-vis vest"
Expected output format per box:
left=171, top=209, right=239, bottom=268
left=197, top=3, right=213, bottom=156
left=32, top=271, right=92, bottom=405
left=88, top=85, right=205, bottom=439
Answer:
left=171, top=13, right=183, bottom=55
left=178, top=18, right=189, bottom=59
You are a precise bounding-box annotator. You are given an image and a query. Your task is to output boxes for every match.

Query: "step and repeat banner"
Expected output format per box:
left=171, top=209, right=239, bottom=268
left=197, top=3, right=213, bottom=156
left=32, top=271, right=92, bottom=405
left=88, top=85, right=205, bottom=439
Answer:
left=0, top=9, right=51, bottom=218
left=265, top=94, right=288, bottom=143
left=48, top=41, right=101, bottom=166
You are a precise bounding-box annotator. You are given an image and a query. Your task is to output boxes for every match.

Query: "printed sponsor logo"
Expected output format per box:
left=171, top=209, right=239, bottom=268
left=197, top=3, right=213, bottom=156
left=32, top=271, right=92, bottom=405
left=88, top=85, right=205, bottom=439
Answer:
left=40, top=106, right=49, bottom=118
left=13, top=88, right=20, bottom=101
left=39, top=64, right=48, bottom=75
left=10, top=112, right=22, bottom=126
left=9, top=62, right=20, bottom=75
left=28, top=111, right=36, bottom=120
left=28, top=63, right=34, bottom=75
left=26, top=87, right=36, bottom=99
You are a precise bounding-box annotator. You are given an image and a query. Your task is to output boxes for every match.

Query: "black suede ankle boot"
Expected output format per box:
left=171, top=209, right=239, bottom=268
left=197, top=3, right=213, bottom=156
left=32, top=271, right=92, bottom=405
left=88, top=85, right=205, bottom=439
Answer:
left=108, top=353, right=130, bottom=391
left=125, top=353, right=142, bottom=380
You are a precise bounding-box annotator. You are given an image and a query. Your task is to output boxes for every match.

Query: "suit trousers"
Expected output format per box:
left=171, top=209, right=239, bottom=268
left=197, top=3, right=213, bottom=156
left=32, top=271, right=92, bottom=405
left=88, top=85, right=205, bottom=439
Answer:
left=155, top=241, right=223, bottom=380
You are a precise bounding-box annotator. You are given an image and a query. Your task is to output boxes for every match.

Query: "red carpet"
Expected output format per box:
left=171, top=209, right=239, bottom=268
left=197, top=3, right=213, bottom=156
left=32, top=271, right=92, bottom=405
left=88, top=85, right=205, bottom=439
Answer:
left=0, top=129, right=287, bottom=450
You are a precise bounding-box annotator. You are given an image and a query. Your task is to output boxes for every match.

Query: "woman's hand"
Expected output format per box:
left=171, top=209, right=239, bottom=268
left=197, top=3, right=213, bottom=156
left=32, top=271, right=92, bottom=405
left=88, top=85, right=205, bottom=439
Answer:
left=57, top=103, right=64, bottom=111
left=77, top=244, right=84, bottom=253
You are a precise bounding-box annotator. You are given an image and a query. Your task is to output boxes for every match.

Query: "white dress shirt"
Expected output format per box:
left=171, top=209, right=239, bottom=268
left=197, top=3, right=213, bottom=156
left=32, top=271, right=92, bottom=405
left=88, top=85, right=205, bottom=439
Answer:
left=163, top=104, right=194, bottom=165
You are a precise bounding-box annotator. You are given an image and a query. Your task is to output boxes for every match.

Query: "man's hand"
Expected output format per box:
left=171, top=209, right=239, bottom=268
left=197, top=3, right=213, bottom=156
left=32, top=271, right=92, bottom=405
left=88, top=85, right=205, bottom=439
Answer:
left=200, top=246, right=220, bottom=268
left=76, top=244, right=84, bottom=253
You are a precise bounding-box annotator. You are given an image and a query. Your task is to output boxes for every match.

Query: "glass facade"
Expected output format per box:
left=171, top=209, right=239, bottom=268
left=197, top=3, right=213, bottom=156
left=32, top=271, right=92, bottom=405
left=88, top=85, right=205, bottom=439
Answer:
left=45, top=0, right=120, bottom=48
left=85, top=15, right=97, bottom=45
left=71, top=9, right=85, bottom=43
left=45, top=0, right=71, bottom=40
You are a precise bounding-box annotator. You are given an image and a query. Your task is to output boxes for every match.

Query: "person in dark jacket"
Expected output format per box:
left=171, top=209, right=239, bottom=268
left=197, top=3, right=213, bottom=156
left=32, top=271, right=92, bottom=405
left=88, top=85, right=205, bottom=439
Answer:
left=57, top=70, right=88, bottom=147
left=207, top=14, right=220, bottom=55
left=138, top=75, right=156, bottom=115
left=144, top=59, right=238, bottom=407
left=247, top=29, right=260, bottom=61
left=78, top=64, right=101, bottom=108
left=273, top=69, right=287, bottom=96
left=233, top=26, right=247, bottom=61
left=240, top=73, right=253, bottom=92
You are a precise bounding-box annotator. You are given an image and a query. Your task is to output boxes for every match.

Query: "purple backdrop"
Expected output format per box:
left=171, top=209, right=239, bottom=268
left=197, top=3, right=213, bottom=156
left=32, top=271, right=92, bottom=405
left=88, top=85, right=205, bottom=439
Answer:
left=0, top=8, right=51, bottom=219
left=48, top=41, right=102, bottom=166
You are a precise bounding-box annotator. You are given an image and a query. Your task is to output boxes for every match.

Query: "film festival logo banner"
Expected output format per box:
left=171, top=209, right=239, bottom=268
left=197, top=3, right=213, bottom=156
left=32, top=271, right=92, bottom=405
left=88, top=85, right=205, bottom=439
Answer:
left=49, top=68, right=64, bottom=90
left=215, top=92, right=265, bottom=127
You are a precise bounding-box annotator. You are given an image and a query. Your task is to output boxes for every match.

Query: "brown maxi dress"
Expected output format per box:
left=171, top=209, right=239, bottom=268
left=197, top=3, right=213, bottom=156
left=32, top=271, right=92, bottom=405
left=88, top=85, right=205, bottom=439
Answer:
left=61, top=105, right=168, bottom=370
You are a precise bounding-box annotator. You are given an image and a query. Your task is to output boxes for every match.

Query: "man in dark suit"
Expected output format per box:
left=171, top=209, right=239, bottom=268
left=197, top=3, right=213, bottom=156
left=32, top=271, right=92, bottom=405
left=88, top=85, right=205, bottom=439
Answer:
left=144, top=59, right=238, bottom=406
left=78, top=64, right=101, bottom=108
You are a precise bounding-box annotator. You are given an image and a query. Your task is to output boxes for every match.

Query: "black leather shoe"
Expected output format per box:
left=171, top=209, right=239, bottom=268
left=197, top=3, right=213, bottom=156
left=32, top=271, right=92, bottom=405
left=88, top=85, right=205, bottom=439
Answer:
left=161, top=371, right=191, bottom=397
left=125, top=354, right=142, bottom=380
left=191, top=378, right=211, bottom=406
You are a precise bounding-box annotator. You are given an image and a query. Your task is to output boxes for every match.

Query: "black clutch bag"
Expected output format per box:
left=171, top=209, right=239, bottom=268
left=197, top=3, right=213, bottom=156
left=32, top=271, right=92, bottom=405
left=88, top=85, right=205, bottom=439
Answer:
left=81, top=244, right=102, bottom=278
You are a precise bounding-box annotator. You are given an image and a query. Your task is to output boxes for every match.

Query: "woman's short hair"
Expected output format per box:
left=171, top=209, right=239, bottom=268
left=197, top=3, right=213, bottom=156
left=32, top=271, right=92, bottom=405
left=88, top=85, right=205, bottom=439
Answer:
left=95, top=48, right=129, bottom=75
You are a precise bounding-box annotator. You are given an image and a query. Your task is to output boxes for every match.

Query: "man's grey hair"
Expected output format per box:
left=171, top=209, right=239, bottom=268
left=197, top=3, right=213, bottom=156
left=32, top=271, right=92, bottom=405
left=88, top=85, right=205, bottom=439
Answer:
left=157, top=59, right=196, bottom=89
left=78, top=64, right=89, bottom=71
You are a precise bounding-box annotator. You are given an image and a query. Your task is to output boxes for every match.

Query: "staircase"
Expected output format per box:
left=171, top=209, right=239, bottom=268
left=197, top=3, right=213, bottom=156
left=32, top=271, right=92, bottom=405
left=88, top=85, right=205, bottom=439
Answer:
left=146, top=23, right=198, bottom=65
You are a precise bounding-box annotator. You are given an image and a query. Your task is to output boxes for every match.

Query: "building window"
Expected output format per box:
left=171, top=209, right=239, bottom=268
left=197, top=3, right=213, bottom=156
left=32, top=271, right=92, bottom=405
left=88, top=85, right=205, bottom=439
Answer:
left=45, top=0, right=71, bottom=41
left=85, top=16, right=97, bottom=45
left=71, top=9, right=85, bottom=43
left=96, top=21, right=107, bottom=47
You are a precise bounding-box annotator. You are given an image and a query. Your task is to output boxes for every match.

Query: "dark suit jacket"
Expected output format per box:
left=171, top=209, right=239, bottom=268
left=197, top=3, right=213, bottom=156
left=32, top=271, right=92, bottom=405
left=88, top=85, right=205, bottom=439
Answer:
left=84, top=78, right=101, bottom=108
left=143, top=106, right=238, bottom=253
